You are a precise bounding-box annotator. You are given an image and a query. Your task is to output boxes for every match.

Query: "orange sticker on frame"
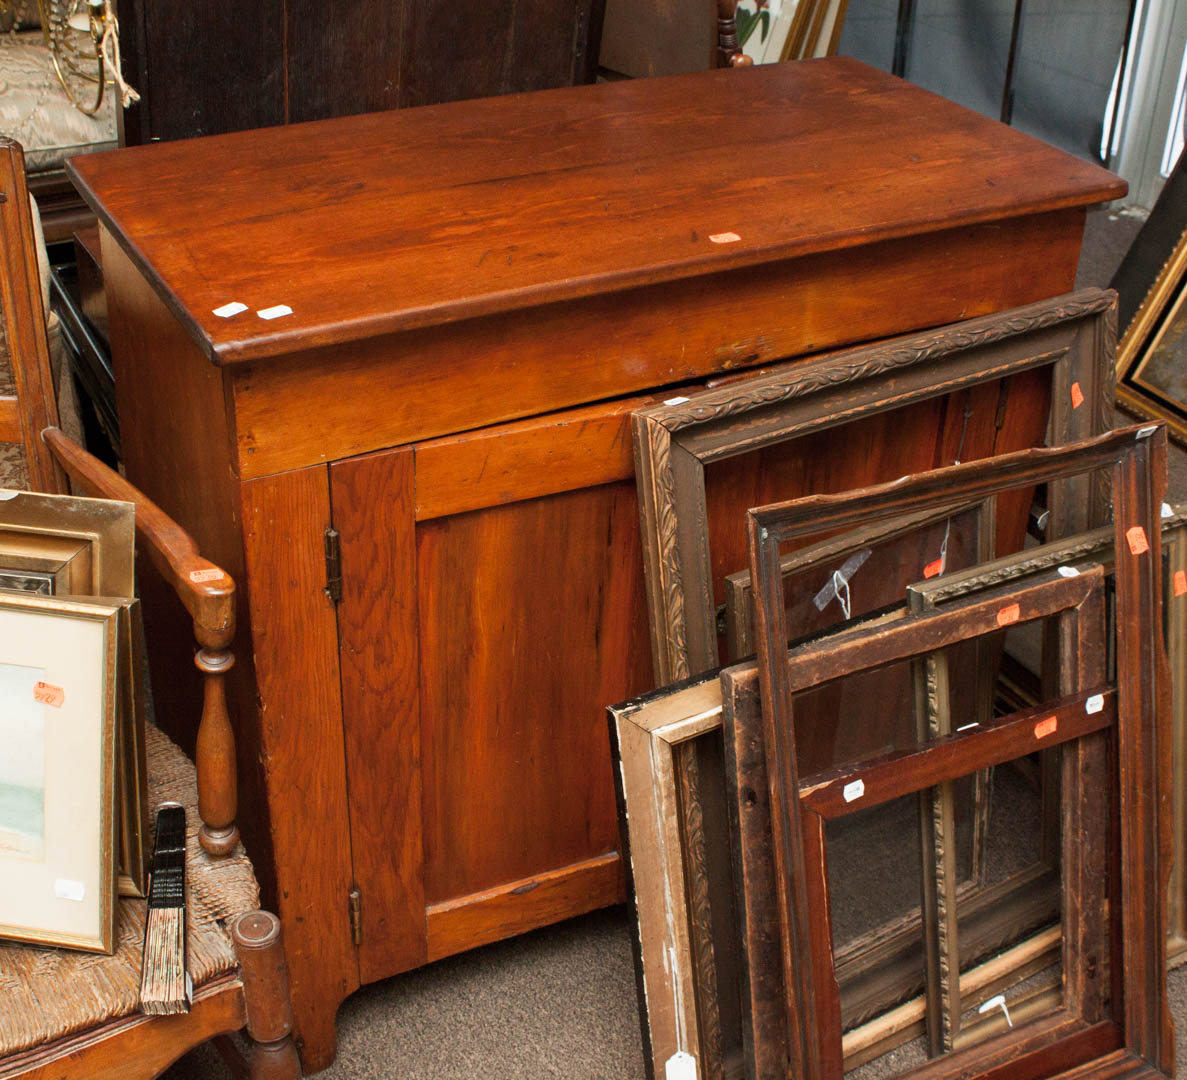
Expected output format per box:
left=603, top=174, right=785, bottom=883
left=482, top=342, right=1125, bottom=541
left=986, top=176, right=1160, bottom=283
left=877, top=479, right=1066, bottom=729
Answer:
left=1126, top=526, right=1150, bottom=556
left=1175, top=570, right=1187, bottom=596
left=189, top=568, right=222, bottom=583
left=709, top=232, right=741, bottom=244
left=1070, top=382, right=1085, bottom=409
left=996, top=603, right=1021, bottom=627
left=923, top=558, right=943, bottom=579
left=34, top=681, right=64, bottom=708
left=1034, top=716, right=1058, bottom=739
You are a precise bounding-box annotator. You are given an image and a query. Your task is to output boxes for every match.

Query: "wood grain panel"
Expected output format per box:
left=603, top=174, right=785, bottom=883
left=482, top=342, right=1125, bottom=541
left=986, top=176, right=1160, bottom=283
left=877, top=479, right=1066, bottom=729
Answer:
left=239, top=467, right=357, bottom=1072
left=285, top=0, right=405, bottom=122
left=330, top=447, right=427, bottom=984
left=425, top=853, right=622, bottom=961
left=118, top=0, right=285, bottom=145
left=98, top=231, right=276, bottom=883
left=230, top=212, right=1084, bottom=479
left=414, top=390, right=687, bottom=520
left=704, top=382, right=1008, bottom=616
left=417, top=482, right=652, bottom=903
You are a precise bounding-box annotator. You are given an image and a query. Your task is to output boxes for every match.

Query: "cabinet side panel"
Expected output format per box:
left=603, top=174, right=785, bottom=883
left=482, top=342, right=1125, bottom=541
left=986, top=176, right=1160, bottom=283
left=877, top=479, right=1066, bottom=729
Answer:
left=99, top=229, right=275, bottom=887
left=240, top=466, right=359, bottom=1070
left=330, top=447, right=428, bottom=982
left=418, top=480, right=654, bottom=903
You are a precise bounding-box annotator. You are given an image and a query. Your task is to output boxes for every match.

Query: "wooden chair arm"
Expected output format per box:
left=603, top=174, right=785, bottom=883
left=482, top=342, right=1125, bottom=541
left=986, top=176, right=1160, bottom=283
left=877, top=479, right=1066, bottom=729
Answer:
left=42, top=425, right=241, bottom=855
left=42, top=426, right=234, bottom=648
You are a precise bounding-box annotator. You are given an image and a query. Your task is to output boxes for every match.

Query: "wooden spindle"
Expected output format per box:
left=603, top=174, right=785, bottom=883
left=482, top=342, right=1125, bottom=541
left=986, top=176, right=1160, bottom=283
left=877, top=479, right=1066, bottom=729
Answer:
left=196, top=643, right=239, bottom=855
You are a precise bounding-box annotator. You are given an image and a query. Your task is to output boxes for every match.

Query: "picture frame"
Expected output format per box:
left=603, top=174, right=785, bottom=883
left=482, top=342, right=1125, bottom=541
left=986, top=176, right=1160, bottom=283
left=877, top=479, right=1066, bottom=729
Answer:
left=742, top=425, right=1172, bottom=1079
left=907, top=502, right=1187, bottom=969
left=0, top=590, right=121, bottom=954
left=731, top=567, right=1110, bottom=1077
left=610, top=597, right=1060, bottom=1078
left=1114, top=150, right=1187, bottom=444
left=632, top=289, right=1115, bottom=687
left=0, top=489, right=134, bottom=597
left=0, top=489, right=146, bottom=896
left=0, top=531, right=93, bottom=595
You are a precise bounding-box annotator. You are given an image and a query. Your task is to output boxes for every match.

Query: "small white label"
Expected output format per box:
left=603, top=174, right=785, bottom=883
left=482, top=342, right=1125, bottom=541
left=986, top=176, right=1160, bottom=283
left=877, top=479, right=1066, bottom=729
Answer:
left=1086, top=693, right=1104, bottom=715
left=979, top=993, right=1014, bottom=1028
left=1057, top=566, right=1080, bottom=578
left=843, top=779, right=865, bottom=803
left=212, top=301, right=247, bottom=318
left=663, top=396, right=690, bottom=407
left=53, top=878, right=86, bottom=902
left=1137, top=425, right=1158, bottom=439
left=1163, top=503, right=1174, bottom=519
left=814, top=549, right=872, bottom=611
left=666, top=1051, right=698, bottom=1080
left=0, top=489, right=18, bottom=501
left=257, top=304, right=293, bottom=320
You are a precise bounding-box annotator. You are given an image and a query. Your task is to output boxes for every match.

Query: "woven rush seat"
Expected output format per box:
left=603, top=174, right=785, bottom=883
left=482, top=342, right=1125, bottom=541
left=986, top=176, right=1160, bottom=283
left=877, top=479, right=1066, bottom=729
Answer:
left=0, top=724, right=259, bottom=1061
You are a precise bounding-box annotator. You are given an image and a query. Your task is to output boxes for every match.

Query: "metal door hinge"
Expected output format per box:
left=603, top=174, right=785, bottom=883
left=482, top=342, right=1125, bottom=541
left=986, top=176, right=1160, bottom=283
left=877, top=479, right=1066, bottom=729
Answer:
left=349, top=886, right=362, bottom=946
left=324, top=528, right=342, bottom=603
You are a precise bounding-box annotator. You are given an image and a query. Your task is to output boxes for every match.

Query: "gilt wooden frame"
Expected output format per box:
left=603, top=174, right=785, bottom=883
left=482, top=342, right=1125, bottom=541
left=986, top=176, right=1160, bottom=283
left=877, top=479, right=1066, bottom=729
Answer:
left=743, top=426, right=1172, bottom=1080
left=632, top=289, right=1116, bottom=687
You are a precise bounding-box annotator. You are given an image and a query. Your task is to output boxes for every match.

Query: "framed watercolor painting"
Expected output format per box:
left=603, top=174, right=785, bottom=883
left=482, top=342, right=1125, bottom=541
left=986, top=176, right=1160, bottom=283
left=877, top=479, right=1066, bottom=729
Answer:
left=0, top=591, right=120, bottom=953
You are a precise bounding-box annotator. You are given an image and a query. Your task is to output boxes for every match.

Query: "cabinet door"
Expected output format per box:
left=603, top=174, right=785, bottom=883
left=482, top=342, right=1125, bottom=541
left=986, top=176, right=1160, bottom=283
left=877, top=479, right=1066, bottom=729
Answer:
left=330, top=392, right=664, bottom=983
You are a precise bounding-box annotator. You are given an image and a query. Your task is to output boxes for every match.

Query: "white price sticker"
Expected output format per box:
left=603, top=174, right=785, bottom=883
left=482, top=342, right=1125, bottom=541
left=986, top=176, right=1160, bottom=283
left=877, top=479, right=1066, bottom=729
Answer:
left=53, top=878, right=85, bottom=902
left=843, top=779, right=865, bottom=803
left=1085, top=694, right=1104, bottom=715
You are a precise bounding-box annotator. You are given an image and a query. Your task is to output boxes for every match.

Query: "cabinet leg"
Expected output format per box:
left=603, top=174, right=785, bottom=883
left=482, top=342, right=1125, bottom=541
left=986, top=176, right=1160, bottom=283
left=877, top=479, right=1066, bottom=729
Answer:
left=232, top=910, right=303, bottom=1079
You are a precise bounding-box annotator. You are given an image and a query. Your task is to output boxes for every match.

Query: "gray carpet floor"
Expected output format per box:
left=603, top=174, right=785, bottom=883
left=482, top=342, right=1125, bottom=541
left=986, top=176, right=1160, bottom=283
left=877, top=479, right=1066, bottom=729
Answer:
left=160, top=205, right=1187, bottom=1079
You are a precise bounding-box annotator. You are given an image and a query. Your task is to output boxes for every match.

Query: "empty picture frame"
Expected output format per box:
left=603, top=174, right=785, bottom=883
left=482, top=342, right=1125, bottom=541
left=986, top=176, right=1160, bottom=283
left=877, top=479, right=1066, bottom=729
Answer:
left=632, top=289, right=1115, bottom=686
left=908, top=502, right=1187, bottom=968
left=736, top=567, right=1110, bottom=1077
left=0, top=591, right=121, bottom=953
left=744, top=425, right=1172, bottom=1079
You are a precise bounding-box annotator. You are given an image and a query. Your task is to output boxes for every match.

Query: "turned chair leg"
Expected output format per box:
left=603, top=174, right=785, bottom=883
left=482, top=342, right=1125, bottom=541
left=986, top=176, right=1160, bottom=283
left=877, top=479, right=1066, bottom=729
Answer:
left=232, top=911, right=302, bottom=1080
left=196, top=641, right=240, bottom=855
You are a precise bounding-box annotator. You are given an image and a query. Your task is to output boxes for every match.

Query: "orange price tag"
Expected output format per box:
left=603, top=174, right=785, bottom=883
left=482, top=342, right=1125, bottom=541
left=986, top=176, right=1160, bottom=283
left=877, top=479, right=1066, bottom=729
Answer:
left=1175, top=570, right=1187, bottom=597
left=189, top=568, right=222, bottom=583
left=1070, top=382, right=1085, bottom=409
left=709, top=232, right=741, bottom=244
left=1126, top=526, right=1150, bottom=556
left=1034, top=715, right=1058, bottom=739
left=923, top=558, right=943, bottom=579
left=34, top=681, right=64, bottom=708
left=996, top=603, right=1021, bottom=627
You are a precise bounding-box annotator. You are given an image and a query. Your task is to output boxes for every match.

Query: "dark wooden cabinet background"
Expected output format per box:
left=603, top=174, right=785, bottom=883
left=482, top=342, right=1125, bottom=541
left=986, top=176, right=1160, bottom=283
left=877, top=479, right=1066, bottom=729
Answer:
left=115, top=0, right=607, bottom=145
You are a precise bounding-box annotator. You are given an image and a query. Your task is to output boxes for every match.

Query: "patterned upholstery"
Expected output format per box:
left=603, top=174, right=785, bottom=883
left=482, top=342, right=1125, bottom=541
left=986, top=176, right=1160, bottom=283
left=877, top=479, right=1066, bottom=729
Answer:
left=0, top=29, right=117, bottom=173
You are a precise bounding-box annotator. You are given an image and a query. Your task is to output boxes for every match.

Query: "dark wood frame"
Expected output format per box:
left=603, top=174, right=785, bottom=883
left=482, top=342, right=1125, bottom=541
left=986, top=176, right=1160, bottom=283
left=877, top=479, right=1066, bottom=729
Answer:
left=632, top=289, right=1116, bottom=686
left=742, top=425, right=1173, bottom=1080
left=908, top=503, right=1187, bottom=969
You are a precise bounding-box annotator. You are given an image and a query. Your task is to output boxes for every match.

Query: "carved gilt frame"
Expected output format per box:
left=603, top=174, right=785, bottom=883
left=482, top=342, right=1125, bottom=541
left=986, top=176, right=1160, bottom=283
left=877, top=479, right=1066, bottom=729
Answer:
left=632, top=289, right=1116, bottom=686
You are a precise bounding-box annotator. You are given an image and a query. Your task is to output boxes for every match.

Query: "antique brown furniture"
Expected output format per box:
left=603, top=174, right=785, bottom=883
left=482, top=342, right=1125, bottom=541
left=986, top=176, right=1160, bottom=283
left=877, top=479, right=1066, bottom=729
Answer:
left=0, top=137, right=299, bottom=1080
left=66, top=58, right=1124, bottom=1070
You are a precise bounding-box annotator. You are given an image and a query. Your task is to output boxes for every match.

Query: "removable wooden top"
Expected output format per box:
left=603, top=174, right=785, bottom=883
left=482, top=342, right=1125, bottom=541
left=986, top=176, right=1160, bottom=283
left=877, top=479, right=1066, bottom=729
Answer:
left=68, top=57, right=1124, bottom=366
